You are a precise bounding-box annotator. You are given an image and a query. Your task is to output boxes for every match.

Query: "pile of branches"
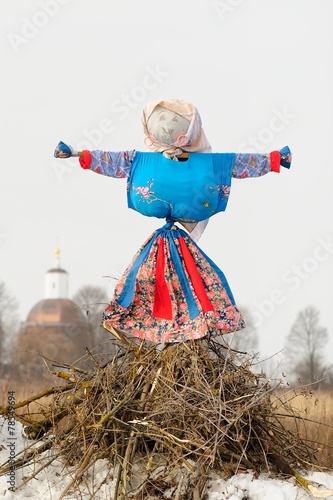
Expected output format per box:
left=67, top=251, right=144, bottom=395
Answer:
left=0, top=328, right=323, bottom=499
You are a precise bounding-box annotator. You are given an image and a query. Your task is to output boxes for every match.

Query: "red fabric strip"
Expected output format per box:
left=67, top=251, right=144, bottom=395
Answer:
left=178, top=238, right=214, bottom=313
left=270, top=150, right=281, bottom=173
left=152, top=237, right=173, bottom=320
left=79, top=150, right=92, bottom=169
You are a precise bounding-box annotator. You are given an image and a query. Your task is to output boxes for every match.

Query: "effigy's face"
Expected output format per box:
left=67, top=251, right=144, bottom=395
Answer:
left=147, top=106, right=190, bottom=144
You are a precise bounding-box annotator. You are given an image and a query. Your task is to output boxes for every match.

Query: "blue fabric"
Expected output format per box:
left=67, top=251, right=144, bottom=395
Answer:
left=116, top=234, right=156, bottom=308
left=54, top=141, right=72, bottom=158
left=127, top=152, right=235, bottom=223
left=279, top=146, right=291, bottom=169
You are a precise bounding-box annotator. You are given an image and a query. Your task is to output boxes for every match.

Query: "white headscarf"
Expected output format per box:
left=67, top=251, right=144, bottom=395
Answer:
left=142, top=99, right=211, bottom=160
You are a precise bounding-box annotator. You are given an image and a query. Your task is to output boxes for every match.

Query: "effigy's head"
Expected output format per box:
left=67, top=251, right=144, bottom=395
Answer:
left=142, top=99, right=211, bottom=159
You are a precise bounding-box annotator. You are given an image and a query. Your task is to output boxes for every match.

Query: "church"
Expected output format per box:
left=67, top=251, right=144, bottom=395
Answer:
left=14, top=248, right=93, bottom=388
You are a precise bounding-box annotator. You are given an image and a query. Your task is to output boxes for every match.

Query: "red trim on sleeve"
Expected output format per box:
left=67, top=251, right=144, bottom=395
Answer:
left=178, top=237, right=214, bottom=313
left=79, top=150, right=92, bottom=170
left=270, top=151, right=281, bottom=173
left=152, top=237, right=173, bottom=320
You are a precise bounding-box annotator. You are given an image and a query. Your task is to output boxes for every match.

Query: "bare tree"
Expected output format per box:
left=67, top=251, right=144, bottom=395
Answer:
left=284, top=306, right=328, bottom=387
left=72, top=285, right=109, bottom=344
left=0, top=280, right=20, bottom=365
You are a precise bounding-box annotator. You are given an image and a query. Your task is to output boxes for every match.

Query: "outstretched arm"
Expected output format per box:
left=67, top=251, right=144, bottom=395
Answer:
left=232, top=146, right=292, bottom=178
left=54, top=141, right=136, bottom=179
left=78, top=149, right=136, bottom=178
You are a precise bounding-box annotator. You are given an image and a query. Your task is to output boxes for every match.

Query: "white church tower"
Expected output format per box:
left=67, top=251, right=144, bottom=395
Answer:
left=44, top=247, right=69, bottom=299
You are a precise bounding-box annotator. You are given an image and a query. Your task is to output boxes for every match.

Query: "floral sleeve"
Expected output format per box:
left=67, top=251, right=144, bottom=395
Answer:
left=79, top=150, right=137, bottom=178
left=232, top=152, right=280, bottom=179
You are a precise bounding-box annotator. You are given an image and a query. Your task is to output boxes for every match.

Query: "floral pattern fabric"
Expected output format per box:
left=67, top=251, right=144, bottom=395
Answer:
left=103, top=224, right=245, bottom=343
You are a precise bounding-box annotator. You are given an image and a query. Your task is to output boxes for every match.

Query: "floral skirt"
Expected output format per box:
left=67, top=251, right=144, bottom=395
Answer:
left=102, top=222, right=245, bottom=343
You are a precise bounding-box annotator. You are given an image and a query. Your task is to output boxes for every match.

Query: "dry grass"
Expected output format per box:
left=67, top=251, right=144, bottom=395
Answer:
left=1, top=367, right=68, bottom=423
left=1, top=329, right=332, bottom=499
left=272, top=388, right=333, bottom=469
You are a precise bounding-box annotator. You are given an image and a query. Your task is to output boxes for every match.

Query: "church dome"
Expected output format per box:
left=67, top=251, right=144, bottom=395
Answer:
left=26, top=298, right=86, bottom=325
left=46, top=267, right=68, bottom=274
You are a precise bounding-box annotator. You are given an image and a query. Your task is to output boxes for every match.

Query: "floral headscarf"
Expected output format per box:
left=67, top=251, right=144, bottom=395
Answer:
left=142, top=99, right=211, bottom=159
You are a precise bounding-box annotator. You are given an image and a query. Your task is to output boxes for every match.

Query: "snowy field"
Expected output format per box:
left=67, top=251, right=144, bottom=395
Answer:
left=1, top=418, right=333, bottom=499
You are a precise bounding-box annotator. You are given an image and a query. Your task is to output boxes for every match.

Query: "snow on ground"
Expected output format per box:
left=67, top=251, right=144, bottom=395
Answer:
left=1, top=417, right=333, bottom=499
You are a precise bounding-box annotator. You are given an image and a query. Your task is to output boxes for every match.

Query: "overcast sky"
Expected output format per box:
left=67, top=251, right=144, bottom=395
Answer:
left=1, top=0, right=332, bottom=364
